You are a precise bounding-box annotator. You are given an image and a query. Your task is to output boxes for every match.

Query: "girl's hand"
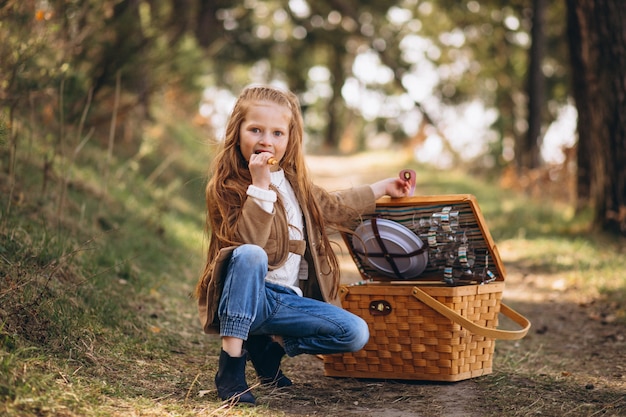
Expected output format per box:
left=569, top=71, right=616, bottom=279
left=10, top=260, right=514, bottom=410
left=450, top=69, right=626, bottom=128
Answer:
left=370, top=170, right=416, bottom=199
left=248, top=152, right=273, bottom=189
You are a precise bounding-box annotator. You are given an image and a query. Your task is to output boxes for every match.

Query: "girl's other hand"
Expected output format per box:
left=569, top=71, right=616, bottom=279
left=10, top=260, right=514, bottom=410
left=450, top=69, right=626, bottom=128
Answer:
left=370, top=177, right=413, bottom=199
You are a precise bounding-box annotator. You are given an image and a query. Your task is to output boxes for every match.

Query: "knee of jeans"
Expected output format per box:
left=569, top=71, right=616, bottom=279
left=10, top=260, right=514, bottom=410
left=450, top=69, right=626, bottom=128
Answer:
left=234, top=244, right=267, bottom=267
left=345, top=316, right=370, bottom=352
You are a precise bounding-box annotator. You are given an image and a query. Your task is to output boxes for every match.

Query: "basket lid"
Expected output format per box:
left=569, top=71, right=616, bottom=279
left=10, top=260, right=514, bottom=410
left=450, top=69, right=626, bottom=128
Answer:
left=344, top=194, right=506, bottom=285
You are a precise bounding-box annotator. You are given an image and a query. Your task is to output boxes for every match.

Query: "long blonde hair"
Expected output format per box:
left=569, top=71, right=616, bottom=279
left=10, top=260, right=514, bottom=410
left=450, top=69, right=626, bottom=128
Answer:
left=195, top=85, right=342, bottom=298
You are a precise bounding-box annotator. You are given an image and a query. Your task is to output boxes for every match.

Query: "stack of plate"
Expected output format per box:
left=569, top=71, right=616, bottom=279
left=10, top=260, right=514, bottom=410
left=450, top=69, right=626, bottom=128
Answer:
left=353, top=219, right=428, bottom=279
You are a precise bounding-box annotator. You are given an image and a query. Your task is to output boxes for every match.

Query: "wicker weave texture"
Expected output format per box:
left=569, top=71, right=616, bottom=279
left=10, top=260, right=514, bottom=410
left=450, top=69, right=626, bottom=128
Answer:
left=323, top=282, right=504, bottom=382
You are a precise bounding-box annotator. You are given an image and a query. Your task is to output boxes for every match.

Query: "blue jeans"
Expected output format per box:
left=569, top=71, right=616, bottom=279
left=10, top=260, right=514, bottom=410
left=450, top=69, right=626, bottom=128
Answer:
left=218, top=244, right=370, bottom=357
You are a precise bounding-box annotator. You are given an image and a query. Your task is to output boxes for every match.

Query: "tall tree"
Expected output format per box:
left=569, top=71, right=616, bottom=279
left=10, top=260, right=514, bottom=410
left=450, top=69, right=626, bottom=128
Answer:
left=566, top=0, right=626, bottom=235
left=523, top=0, right=546, bottom=170
left=566, top=0, right=591, bottom=208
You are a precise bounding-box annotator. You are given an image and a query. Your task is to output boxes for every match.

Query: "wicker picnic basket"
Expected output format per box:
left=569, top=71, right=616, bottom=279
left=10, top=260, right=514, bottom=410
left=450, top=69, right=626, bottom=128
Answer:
left=323, top=195, right=530, bottom=382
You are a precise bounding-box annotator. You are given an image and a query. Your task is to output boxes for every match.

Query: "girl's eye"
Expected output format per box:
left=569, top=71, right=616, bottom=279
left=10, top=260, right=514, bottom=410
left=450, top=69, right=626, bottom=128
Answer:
left=274, top=131, right=284, bottom=137
left=251, top=127, right=261, bottom=133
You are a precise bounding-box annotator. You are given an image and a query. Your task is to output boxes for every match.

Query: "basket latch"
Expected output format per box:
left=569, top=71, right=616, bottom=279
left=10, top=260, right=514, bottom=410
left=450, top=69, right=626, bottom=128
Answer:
left=369, top=300, right=392, bottom=316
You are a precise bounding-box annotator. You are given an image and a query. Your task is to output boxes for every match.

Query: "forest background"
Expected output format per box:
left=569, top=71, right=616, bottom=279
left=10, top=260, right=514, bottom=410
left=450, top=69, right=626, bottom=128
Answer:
left=1, top=1, right=625, bottom=416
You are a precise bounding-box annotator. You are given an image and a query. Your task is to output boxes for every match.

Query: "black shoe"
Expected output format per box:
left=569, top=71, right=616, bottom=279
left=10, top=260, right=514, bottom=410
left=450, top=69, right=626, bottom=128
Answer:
left=246, top=335, right=293, bottom=388
left=214, top=349, right=256, bottom=405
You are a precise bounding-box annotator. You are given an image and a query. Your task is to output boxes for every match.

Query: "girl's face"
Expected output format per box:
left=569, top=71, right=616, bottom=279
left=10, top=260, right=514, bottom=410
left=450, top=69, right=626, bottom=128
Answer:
left=239, top=100, right=291, bottom=171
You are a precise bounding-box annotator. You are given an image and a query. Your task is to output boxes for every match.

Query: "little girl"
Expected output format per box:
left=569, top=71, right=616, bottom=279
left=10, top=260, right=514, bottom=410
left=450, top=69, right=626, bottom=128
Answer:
left=195, top=85, right=413, bottom=405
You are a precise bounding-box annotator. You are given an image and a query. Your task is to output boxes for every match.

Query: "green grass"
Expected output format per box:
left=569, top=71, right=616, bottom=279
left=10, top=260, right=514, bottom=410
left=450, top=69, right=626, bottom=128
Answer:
left=0, top=96, right=210, bottom=416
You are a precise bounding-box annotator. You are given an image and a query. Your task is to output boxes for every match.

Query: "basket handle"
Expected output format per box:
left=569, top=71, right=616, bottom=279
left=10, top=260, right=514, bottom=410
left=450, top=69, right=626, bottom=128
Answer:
left=411, top=286, right=531, bottom=340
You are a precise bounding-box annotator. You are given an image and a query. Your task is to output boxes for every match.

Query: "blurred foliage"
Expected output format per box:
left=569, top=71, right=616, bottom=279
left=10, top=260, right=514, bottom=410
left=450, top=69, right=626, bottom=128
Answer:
left=0, top=0, right=571, bottom=166
left=1, top=1, right=617, bottom=242
left=195, top=0, right=570, bottom=163
left=0, top=0, right=207, bottom=157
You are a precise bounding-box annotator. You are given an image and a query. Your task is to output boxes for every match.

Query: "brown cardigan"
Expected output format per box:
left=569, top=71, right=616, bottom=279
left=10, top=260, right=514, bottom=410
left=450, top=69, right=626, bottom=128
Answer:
left=197, top=183, right=376, bottom=334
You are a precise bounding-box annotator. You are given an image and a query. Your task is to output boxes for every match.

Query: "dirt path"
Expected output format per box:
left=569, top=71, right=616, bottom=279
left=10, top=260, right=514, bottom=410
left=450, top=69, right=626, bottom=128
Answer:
left=293, top=152, right=625, bottom=417
left=301, top=152, right=481, bottom=417
left=178, top=151, right=623, bottom=416
left=169, top=151, right=624, bottom=416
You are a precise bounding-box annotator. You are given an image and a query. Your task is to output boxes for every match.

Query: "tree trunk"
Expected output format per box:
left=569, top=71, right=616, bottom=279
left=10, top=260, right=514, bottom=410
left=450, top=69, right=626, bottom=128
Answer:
left=324, top=44, right=345, bottom=150
left=566, top=0, right=626, bottom=235
left=566, top=0, right=592, bottom=210
left=195, top=0, right=223, bottom=49
left=524, top=0, right=546, bottom=170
